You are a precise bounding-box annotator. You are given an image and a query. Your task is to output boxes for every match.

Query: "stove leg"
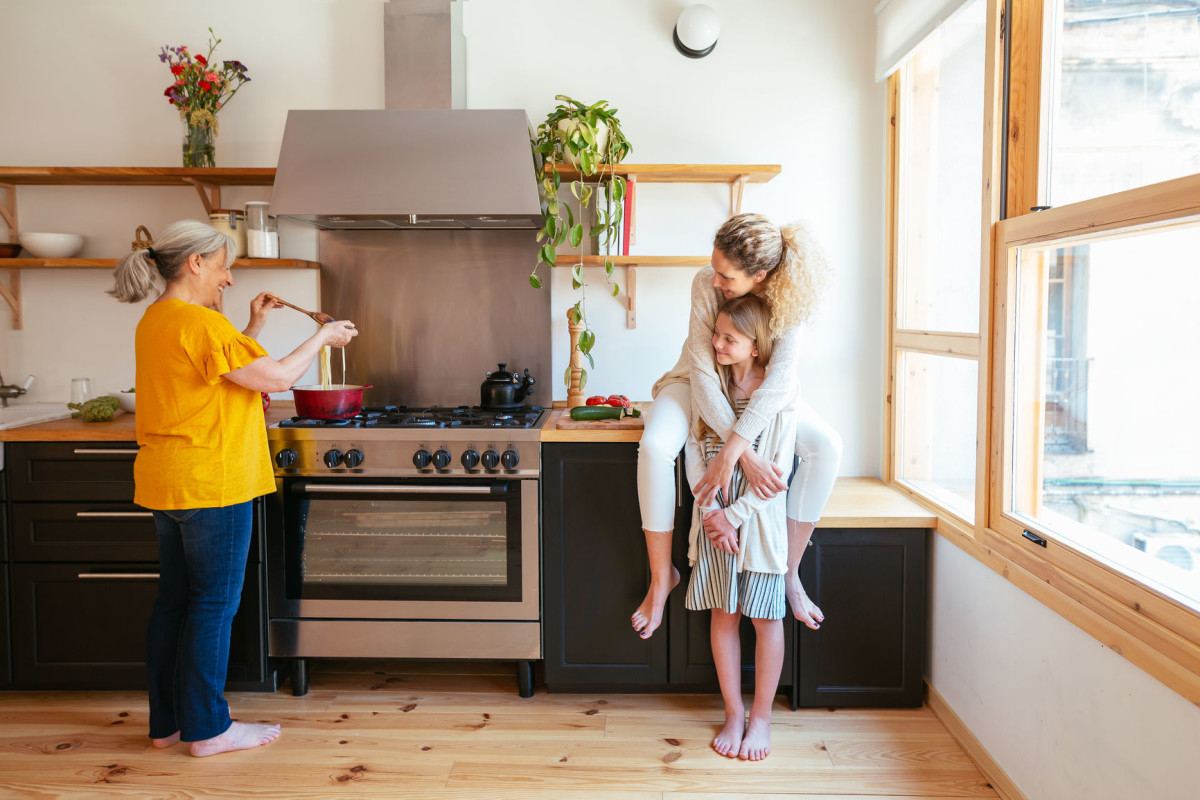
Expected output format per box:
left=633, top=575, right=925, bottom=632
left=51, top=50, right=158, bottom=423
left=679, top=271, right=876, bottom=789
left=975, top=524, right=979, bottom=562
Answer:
left=291, top=658, right=309, bottom=697
left=516, top=660, right=534, bottom=697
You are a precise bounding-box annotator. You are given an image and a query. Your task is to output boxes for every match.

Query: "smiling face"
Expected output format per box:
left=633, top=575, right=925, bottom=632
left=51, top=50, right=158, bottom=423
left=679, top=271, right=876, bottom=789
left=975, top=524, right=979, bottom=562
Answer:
left=710, top=247, right=768, bottom=299
left=195, top=247, right=233, bottom=308
left=711, top=311, right=758, bottom=368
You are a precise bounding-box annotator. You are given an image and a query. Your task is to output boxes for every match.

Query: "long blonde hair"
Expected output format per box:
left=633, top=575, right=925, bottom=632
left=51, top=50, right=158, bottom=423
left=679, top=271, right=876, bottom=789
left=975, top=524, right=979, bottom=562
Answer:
left=107, top=220, right=235, bottom=303
left=697, top=294, right=774, bottom=440
left=712, top=213, right=831, bottom=339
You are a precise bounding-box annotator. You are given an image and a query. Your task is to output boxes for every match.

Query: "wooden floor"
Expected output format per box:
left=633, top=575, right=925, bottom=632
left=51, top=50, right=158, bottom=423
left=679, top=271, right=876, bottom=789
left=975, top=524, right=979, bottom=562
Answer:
left=0, top=661, right=999, bottom=799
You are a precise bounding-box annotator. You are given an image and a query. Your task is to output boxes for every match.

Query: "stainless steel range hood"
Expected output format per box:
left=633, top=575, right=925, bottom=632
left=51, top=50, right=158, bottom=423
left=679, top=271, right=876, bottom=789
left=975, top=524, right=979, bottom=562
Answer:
left=270, top=109, right=542, bottom=230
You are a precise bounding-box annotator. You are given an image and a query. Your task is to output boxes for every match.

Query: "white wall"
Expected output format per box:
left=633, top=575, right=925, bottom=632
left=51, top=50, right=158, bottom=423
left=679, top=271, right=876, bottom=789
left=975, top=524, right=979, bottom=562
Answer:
left=930, top=536, right=1200, bottom=799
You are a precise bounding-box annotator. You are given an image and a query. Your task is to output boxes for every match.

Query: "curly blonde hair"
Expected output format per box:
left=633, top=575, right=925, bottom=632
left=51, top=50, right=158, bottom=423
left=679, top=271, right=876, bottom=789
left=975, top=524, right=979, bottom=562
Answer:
left=713, top=213, right=832, bottom=339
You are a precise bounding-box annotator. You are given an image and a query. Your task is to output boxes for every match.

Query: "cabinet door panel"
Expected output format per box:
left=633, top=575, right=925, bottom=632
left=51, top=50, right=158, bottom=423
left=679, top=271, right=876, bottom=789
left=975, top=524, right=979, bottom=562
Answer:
left=0, top=567, right=10, bottom=687
left=12, top=502, right=157, bottom=562
left=796, top=528, right=926, bottom=707
left=543, top=443, right=668, bottom=688
left=8, top=443, right=138, bottom=502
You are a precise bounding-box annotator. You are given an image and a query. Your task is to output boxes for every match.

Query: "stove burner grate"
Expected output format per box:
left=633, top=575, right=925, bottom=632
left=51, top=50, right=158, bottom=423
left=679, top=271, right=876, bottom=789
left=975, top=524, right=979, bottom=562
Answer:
left=277, top=404, right=544, bottom=429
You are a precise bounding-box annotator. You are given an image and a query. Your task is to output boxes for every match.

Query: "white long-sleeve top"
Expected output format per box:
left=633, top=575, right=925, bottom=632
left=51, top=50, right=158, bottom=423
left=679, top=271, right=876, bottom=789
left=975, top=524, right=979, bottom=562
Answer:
left=684, top=399, right=797, bottom=575
left=651, top=266, right=802, bottom=444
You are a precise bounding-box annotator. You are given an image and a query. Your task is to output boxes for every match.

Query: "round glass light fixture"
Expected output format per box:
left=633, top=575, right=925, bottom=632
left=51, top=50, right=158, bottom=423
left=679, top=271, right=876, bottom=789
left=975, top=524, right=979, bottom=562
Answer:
left=673, top=4, right=720, bottom=59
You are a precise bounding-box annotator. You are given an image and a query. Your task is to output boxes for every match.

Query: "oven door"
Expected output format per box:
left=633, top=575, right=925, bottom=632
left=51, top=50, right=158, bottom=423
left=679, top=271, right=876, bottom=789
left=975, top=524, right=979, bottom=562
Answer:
left=268, top=477, right=538, bottom=620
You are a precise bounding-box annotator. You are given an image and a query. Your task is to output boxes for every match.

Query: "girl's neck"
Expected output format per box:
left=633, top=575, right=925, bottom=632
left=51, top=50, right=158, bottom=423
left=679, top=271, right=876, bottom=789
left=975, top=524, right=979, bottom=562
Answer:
left=728, top=360, right=764, bottom=400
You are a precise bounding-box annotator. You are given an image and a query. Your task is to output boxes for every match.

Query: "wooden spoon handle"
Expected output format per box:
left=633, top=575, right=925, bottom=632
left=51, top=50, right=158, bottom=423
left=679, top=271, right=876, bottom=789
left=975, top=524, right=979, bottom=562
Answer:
left=267, top=294, right=335, bottom=324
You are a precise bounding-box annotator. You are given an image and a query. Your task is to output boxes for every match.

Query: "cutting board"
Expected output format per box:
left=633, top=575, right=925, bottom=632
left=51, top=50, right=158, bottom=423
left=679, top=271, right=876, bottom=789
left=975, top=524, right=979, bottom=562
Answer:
left=554, top=406, right=646, bottom=430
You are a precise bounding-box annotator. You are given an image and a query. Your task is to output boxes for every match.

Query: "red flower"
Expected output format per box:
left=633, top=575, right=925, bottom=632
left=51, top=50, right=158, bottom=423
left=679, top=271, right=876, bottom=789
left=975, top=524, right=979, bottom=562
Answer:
left=170, top=64, right=183, bottom=76
left=195, top=54, right=207, bottom=66
left=199, top=80, right=212, bottom=92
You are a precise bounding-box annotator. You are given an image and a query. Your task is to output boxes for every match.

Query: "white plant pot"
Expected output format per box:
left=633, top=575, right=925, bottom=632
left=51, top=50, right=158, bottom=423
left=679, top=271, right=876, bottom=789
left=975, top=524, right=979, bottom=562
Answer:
left=556, top=118, right=610, bottom=167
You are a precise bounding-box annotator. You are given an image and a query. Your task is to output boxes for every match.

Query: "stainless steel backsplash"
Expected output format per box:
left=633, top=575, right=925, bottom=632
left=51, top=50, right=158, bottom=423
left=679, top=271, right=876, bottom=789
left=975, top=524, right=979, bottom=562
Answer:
left=317, top=230, right=549, bottom=407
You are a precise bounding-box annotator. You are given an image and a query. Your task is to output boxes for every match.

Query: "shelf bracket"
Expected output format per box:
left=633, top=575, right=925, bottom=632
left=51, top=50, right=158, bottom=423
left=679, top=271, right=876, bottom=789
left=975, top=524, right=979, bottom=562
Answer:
left=0, top=269, right=22, bottom=329
left=183, top=179, right=221, bottom=215
left=730, top=174, right=749, bottom=216
left=626, top=174, right=637, bottom=247
left=624, top=266, right=637, bottom=329
left=0, top=183, right=17, bottom=240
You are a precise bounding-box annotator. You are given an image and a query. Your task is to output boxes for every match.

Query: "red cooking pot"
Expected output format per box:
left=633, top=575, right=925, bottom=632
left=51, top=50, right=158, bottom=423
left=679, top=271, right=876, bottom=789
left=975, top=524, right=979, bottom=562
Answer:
left=291, top=384, right=373, bottom=420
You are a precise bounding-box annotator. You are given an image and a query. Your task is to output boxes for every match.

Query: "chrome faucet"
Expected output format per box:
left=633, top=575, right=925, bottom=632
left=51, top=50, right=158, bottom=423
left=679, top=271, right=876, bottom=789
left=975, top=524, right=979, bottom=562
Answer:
left=0, top=372, right=35, bottom=407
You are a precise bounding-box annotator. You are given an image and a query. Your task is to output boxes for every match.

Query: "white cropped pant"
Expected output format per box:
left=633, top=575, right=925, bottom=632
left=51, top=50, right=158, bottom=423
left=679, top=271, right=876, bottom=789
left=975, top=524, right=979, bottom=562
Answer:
left=637, top=382, right=843, bottom=532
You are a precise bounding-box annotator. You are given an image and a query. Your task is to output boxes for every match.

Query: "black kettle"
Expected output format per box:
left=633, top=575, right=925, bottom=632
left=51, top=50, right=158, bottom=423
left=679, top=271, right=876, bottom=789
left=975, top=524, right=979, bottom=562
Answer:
left=480, top=363, right=535, bottom=409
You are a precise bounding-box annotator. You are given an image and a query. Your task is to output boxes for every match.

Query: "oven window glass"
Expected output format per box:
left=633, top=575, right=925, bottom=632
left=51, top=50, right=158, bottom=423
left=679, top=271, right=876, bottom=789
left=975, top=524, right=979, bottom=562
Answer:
left=303, top=498, right=510, bottom=587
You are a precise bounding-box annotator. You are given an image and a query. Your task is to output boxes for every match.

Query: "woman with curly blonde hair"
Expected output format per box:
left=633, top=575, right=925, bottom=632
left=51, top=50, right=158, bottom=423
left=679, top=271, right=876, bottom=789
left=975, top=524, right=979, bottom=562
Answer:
left=631, top=213, right=842, bottom=640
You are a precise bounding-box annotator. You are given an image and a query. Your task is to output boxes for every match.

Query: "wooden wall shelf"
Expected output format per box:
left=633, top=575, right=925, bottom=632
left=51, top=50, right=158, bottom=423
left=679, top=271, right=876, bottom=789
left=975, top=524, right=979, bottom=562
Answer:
left=0, top=258, right=317, bottom=269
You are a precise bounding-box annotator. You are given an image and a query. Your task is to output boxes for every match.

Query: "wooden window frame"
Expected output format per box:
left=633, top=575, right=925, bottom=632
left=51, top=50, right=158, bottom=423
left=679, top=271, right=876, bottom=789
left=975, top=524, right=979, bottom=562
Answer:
left=885, top=0, right=1200, bottom=704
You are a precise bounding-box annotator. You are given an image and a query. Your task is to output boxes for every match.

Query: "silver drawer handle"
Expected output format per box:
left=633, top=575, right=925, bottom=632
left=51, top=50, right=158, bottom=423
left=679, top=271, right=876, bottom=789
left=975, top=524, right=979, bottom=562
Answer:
left=75, top=511, right=154, bottom=519
left=72, top=448, right=138, bottom=456
left=78, top=572, right=159, bottom=580
left=302, top=484, right=495, bottom=495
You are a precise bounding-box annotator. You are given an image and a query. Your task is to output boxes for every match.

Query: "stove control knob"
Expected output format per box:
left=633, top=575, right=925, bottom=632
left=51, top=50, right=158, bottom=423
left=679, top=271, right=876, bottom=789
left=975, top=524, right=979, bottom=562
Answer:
left=412, top=449, right=432, bottom=469
left=501, top=449, right=520, bottom=470
left=323, top=449, right=344, bottom=469
left=274, top=448, right=297, bottom=469
left=461, top=449, right=480, bottom=469
left=342, top=448, right=364, bottom=468
left=481, top=449, right=500, bottom=469
left=433, top=449, right=452, bottom=470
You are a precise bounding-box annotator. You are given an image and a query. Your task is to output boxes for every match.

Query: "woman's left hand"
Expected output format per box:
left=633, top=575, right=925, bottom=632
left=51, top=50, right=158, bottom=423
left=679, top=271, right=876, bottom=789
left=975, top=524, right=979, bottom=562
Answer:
left=243, top=292, right=280, bottom=338
left=702, top=508, right=739, bottom=554
left=694, top=449, right=735, bottom=508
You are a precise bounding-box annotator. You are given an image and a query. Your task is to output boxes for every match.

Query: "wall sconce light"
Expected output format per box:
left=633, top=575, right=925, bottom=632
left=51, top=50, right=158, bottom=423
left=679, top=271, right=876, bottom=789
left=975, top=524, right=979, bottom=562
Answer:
left=673, top=4, right=720, bottom=59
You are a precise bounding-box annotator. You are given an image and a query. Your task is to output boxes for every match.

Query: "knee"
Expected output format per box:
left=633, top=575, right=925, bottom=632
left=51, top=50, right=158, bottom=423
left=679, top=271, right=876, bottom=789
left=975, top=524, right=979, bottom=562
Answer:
left=802, top=423, right=843, bottom=464
left=638, top=431, right=679, bottom=466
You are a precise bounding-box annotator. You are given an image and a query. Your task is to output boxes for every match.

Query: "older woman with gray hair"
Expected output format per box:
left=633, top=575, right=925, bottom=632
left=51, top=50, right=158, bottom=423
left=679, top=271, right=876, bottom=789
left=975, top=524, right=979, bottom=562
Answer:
left=109, top=219, right=357, bottom=757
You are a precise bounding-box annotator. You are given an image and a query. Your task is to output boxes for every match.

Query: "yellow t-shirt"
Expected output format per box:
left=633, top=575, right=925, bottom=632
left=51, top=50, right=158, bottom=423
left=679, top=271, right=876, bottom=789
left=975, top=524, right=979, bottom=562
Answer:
left=133, top=299, right=275, bottom=510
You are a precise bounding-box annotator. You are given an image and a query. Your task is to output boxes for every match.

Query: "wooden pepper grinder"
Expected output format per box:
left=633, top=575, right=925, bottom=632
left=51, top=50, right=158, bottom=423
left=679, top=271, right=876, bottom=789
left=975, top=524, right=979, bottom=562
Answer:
left=567, top=309, right=586, bottom=408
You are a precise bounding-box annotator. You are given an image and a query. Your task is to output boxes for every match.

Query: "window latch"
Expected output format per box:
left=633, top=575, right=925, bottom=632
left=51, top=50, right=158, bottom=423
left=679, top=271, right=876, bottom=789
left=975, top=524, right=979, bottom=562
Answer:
left=1022, top=530, right=1048, bottom=548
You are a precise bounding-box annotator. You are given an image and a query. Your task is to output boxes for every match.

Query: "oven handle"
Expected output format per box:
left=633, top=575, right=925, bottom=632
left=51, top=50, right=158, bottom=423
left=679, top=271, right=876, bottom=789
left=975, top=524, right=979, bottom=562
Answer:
left=296, top=483, right=500, bottom=496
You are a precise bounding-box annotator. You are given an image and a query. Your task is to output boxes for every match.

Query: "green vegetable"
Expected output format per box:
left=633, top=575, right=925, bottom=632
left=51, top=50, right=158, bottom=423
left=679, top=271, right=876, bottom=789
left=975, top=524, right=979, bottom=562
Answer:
left=68, top=395, right=120, bottom=422
left=570, top=405, right=623, bottom=421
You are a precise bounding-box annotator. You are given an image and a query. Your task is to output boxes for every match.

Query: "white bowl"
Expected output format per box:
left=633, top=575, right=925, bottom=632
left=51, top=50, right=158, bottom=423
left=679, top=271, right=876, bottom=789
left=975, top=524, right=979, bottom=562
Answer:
left=109, top=390, right=136, bottom=413
left=19, top=232, right=84, bottom=259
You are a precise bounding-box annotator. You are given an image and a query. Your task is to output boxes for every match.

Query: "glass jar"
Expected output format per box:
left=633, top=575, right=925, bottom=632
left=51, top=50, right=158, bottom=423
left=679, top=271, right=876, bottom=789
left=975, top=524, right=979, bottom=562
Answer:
left=209, top=209, right=246, bottom=258
left=245, top=201, right=279, bottom=258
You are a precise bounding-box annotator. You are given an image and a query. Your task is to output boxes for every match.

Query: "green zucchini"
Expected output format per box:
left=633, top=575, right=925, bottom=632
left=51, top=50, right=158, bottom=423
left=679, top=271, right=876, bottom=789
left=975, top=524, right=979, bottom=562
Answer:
left=570, top=405, right=624, bottom=421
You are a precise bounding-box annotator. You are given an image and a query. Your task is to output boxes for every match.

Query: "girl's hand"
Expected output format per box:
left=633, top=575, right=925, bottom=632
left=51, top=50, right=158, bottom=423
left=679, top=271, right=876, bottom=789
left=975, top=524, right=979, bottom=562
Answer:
left=702, top=508, right=739, bottom=554
left=693, top=449, right=736, bottom=508
left=737, top=449, right=787, bottom=500
left=321, top=320, right=358, bottom=348
left=243, top=292, right=281, bottom=338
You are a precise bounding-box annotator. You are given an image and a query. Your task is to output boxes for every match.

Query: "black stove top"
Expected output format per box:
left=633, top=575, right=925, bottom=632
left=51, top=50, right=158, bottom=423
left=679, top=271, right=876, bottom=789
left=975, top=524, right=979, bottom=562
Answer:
left=276, top=405, right=545, bottom=430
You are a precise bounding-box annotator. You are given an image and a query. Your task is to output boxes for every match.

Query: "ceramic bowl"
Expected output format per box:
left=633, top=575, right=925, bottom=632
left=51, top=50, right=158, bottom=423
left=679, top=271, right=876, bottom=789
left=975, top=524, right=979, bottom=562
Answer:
left=18, top=232, right=84, bottom=259
left=110, top=390, right=136, bottom=413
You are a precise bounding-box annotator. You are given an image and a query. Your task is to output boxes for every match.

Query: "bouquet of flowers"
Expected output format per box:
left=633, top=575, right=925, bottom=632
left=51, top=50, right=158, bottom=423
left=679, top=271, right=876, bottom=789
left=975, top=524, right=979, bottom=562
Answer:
left=159, top=28, right=250, bottom=167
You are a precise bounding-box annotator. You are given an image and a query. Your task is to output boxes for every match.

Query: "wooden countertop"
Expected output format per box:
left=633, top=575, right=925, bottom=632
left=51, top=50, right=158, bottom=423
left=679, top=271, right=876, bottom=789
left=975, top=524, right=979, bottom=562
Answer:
left=0, top=403, right=298, bottom=442
left=541, top=406, right=645, bottom=442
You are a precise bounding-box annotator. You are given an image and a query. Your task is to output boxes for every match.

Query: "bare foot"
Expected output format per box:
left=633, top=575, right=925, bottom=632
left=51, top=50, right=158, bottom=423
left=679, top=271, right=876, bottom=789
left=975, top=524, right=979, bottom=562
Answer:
left=712, top=711, right=744, bottom=758
left=189, top=721, right=282, bottom=758
left=151, top=731, right=181, bottom=748
left=631, top=566, right=679, bottom=639
left=786, top=573, right=823, bottom=630
left=738, top=714, right=772, bottom=761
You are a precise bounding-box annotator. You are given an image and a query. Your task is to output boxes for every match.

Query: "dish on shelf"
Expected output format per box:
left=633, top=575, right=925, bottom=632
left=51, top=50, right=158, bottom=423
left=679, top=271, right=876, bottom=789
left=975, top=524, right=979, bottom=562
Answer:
left=109, top=390, right=136, bottom=413
left=0, top=242, right=21, bottom=258
left=18, top=232, right=84, bottom=258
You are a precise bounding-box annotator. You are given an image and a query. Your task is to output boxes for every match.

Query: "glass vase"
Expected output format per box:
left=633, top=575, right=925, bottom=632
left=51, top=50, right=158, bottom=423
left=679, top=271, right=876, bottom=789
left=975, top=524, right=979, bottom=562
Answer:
left=182, top=122, right=216, bottom=168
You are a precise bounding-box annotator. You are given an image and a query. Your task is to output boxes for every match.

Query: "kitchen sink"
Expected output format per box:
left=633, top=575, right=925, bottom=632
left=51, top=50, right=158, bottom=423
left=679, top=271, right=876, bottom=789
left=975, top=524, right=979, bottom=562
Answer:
left=0, top=402, right=73, bottom=430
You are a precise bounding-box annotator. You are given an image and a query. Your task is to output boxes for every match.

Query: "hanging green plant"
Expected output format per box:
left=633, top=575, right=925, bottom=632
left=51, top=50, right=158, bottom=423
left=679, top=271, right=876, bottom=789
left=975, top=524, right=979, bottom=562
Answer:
left=529, top=95, right=631, bottom=389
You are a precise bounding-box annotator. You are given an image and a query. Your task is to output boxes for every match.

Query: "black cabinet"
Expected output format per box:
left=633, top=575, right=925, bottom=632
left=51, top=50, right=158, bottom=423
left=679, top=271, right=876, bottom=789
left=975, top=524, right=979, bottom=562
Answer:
left=795, top=527, right=926, bottom=707
left=4, top=442, right=272, bottom=691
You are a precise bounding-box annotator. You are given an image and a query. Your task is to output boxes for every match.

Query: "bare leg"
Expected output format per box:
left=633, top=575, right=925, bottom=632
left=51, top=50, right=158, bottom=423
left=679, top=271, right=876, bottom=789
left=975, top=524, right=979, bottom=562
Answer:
left=785, top=519, right=824, bottom=629
left=631, top=529, right=679, bottom=639
left=710, top=608, right=745, bottom=757
left=739, top=618, right=783, bottom=761
left=189, top=721, right=282, bottom=758
left=152, top=731, right=181, bottom=748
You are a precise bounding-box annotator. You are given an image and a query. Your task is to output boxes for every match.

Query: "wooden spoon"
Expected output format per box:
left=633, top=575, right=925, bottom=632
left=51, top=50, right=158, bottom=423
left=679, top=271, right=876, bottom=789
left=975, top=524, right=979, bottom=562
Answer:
left=266, top=294, right=335, bottom=324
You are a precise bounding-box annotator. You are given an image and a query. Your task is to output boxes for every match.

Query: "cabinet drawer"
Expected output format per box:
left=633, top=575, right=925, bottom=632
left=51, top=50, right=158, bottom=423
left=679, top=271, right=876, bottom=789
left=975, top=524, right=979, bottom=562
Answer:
left=8, top=442, right=138, bottom=502
left=12, top=502, right=157, bottom=562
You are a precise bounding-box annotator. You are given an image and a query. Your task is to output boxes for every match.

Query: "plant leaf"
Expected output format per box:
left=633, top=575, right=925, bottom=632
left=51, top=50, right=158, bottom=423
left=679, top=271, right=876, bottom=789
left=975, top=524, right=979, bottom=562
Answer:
left=539, top=244, right=556, bottom=266
left=585, top=351, right=595, bottom=369
left=571, top=264, right=584, bottom=288
left=611, top=282, right=619, bottom=297
left=579, top=368, right=587, bottom=391
left=604, top=259, right=614, bottom=276
left=563, top=365, right=573, bottom=388
left=529, top=272, right=542, bottom=289
left=569, top=223, right=583, bottom=248
left=578, top=329, right=595, bottom=354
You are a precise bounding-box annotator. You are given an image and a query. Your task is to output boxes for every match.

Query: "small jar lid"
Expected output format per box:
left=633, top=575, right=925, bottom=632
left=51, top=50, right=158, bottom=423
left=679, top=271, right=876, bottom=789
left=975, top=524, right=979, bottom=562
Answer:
left=209, top=208, right=244, bottom=217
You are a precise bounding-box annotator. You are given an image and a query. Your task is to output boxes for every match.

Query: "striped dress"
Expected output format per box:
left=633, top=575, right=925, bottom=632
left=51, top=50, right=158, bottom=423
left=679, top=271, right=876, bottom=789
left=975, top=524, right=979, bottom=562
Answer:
left=684, top=400, right=787, bottom=620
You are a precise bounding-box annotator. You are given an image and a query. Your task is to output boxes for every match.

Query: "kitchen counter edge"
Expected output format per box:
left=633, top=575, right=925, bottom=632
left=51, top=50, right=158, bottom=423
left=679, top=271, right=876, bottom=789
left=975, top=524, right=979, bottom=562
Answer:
left=0, top=403, right=298, bottom=441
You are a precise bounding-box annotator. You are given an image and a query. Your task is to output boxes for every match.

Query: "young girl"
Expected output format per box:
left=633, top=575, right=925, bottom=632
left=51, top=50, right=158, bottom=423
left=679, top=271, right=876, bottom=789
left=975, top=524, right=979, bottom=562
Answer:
left=684, top=294, right=798, bottom=762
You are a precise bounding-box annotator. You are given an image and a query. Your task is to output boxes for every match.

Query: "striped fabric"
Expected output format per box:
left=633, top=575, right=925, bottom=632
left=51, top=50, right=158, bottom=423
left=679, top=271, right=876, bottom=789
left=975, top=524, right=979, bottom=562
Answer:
left=685, top=399, right=786, bottom=620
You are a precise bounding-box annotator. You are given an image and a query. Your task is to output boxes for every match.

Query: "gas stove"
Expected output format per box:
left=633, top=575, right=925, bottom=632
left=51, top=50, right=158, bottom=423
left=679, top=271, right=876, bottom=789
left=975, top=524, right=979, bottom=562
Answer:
left=268, top=404, right=546, bottom=478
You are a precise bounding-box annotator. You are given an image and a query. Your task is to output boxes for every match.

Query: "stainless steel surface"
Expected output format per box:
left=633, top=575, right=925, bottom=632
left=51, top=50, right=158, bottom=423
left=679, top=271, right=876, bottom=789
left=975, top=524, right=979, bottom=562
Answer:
left=269, top=620, right=540, bottom=659
left=269, top=426, right=541, bottom=477
left=75, top=511, right=154, bottom=519
left=72, top=448, right=138, bottom=456
left=316, top=229, right=550, bottom=406
left=301, top=483, right=496, bottom=495
left=384, top=0, right=464, bottom=111
left=270, top=109, right=541, bottom=229
left=79, top=573, right=160, bottom=580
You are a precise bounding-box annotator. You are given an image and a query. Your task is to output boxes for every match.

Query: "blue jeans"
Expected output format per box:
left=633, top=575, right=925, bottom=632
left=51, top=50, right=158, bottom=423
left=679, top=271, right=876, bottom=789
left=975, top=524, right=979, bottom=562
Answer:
left=146, top=502, right=252, bottom=742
